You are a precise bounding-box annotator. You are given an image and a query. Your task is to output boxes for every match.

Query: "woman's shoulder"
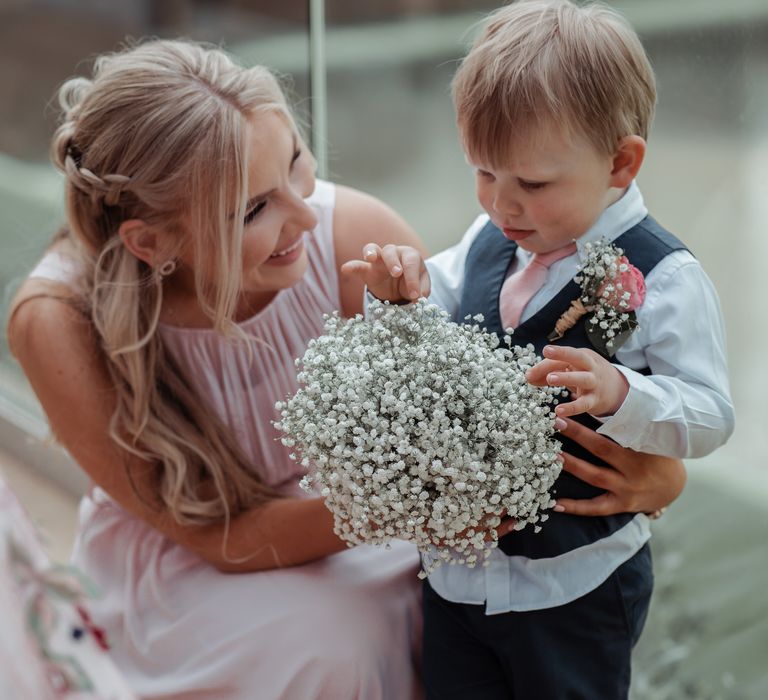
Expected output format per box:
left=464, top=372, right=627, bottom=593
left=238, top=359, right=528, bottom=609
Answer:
left=331, top=184, right=425, bottom=258
left=7, top=281, right=89, bottom=361
left=307, top=178, right=336, bottom=210
left=8, top=239, right=89, bottom=362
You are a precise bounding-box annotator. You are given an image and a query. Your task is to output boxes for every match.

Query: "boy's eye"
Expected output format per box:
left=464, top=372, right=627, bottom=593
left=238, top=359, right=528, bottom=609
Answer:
left=244, top=200, right=267, bottom=225
left=520, top=179, right=547, bottom=191
left=476, top=169, right=495, bottom=181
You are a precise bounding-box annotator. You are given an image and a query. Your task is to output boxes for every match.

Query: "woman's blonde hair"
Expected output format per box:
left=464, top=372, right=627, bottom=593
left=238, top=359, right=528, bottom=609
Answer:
left=50, top=39, right=295, bottom=526
left=452, top=0, right=656, bottom=166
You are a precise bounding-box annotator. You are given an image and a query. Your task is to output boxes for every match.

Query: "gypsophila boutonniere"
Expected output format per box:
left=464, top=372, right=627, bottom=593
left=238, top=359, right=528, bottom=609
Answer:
left=547, top=239, right=646, bottom=356
left=275, top=299, right=562, bottom=577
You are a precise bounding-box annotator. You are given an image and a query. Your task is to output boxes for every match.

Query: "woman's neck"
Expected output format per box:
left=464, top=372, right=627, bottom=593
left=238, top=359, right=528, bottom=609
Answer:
left=160, top=282, right=278, bottom=328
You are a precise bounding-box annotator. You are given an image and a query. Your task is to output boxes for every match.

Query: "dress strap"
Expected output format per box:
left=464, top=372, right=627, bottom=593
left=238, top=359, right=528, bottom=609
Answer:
left=28, top=250, right=81, bottom=286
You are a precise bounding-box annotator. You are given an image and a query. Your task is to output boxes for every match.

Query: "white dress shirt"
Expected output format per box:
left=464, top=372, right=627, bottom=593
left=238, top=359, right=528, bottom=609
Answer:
left=424, top=182, right=734, bottom=613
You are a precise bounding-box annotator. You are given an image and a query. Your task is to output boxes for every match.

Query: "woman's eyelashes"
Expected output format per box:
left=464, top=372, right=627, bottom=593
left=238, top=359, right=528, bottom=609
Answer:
left=242, top=148, right=302, bottom=225
left=244, top=200, right=267, bottom=225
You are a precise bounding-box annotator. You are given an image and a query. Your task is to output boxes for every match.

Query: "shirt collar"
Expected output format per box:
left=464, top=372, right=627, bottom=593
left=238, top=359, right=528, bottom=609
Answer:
left=575, top=181, right=648, bottom=259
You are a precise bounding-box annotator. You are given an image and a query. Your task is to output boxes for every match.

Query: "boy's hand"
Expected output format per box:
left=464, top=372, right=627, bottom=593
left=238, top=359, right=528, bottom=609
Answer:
left=526, top=345, right=629, bottom=418
left=340, top=243, right=431, bottom=304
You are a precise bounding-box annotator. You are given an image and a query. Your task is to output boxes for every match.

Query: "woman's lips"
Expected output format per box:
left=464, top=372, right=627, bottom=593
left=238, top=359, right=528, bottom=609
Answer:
left=502, top=227, right=535, bottom=242
left=266, top=236, right=304, bottom=266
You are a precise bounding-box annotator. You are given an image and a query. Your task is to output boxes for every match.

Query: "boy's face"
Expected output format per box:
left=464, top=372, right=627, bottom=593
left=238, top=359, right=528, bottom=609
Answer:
left=468, top=125, right=625, bottom=254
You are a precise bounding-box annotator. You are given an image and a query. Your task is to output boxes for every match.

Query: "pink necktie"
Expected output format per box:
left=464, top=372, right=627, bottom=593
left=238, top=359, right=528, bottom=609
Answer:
left=499, top=243, right=577, bottom=330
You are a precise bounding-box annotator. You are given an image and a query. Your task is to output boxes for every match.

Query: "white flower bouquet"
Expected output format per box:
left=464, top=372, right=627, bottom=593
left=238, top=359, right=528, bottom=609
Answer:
left=275, top=299, right=562, bottom=574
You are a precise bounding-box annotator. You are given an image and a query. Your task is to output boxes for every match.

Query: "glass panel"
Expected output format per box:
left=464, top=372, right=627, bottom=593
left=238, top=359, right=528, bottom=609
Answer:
left=324, top=0, right=498, bottom=250
left=0, top=0, right=311, bottom=424
left=324, top=2, right=767, bottom=698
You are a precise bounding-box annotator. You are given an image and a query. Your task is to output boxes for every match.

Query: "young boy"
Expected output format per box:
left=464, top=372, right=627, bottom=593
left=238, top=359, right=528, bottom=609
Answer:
left=349, top=1, right=734, bottom=697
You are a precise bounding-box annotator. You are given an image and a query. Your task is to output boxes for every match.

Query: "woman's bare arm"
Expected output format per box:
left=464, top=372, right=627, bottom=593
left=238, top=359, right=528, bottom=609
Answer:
left=555, top=418, right=687, bottom=516
left=8, top=284, right=348, bottom=573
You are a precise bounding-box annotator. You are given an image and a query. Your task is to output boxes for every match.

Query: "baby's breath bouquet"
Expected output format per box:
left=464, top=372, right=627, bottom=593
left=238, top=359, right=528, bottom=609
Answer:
left=275, top=299, right=562, bottom=575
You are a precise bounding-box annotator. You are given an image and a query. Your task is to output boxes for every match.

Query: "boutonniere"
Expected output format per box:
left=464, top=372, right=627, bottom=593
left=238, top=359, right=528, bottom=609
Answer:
left=547, top=239, right=646, bottom=356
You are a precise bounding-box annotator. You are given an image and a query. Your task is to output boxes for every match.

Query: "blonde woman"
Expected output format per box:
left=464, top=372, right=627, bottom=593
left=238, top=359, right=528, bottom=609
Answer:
left=8, top=40, right=684, bottom=699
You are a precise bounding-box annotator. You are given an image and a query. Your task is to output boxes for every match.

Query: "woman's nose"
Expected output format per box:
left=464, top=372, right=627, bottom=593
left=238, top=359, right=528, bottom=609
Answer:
left=288, top=192, right=318, bottom=232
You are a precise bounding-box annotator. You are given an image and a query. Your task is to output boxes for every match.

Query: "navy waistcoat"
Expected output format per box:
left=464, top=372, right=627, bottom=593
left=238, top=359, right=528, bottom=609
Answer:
left=457, top=215, right=687, bottom=558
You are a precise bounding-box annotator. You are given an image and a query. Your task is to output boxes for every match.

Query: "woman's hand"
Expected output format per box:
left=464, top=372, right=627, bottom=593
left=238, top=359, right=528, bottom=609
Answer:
left=433, top=513, right=517, bottom=549
left=340, top=243, right=431, bottom=304
left=554, top=418, right=687, bottom=516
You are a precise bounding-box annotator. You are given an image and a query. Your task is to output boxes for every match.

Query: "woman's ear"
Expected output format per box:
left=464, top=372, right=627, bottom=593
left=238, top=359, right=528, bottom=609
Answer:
left=609, top=136, right=646, bottom=189
left=118, top=219, right=158, bottom=266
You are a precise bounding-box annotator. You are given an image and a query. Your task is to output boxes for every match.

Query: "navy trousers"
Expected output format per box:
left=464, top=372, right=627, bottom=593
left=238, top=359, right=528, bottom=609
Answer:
left=422, top=544, right=653, bottom=700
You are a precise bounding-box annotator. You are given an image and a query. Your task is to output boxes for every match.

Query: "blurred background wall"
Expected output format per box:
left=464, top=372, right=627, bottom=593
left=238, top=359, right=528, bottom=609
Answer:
left=0, top=2, right=766, bottom=698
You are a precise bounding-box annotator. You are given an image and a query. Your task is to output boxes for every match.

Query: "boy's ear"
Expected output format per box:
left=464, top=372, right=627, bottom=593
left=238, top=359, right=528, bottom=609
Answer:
left=609, top=135, right=646, bottom=189
left=118, top=219, right=160, bottom=266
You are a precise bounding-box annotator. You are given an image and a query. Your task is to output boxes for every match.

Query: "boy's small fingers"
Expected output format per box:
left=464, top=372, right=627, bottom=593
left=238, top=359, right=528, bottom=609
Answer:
left=543, top=345, right=593, bottom=369
left=419, top=269, right=432, bottom=299
left=363, top=244, right=381, bottom=261
left=339, top=260, right=371, bottom=278
left=526, top=359, right=567, bottom=382
left=555, top=395, right=594, bottom=418
left=546, top=370, right=596, bottom=391
left=380, top=244, right=404, bottom=276
left=400, top=248, right=423, bottom=299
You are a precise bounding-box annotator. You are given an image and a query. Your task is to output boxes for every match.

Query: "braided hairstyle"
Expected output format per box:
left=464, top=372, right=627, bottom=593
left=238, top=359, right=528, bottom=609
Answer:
left=50, top=40, right=296, bottom=527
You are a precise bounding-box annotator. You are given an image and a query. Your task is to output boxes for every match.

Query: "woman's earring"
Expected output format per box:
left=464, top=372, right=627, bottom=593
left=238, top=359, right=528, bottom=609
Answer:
left=157, top=259, right=177, bottom=278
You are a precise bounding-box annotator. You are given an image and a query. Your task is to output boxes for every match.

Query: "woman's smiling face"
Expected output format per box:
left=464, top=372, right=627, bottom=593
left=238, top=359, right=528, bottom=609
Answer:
left=238, top=110, right=318, bottom=294
left=164, top=110, right=319, bottom=321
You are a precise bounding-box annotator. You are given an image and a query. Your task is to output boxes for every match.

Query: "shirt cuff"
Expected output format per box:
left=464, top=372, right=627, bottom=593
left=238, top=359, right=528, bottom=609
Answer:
left=594, top=365, right=667, bottom=448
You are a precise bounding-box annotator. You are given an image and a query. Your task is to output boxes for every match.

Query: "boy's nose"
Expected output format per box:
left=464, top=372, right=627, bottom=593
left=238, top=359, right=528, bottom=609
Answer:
left=493, top=192, right=523, bottom=217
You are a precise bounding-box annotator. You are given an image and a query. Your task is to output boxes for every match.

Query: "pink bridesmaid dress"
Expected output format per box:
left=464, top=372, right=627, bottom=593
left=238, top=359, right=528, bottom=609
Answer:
left=30, top=180, right=423, bottom=700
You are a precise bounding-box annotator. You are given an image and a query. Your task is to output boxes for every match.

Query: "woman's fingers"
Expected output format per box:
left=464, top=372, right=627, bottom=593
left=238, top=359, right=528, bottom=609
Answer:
left=488, top=516, right=516, bottom=541
left=560, top=450, right=621, bottom=491
left=554, top=493, right=619, bottom=517
left=558, top=418, right=624, bottom=466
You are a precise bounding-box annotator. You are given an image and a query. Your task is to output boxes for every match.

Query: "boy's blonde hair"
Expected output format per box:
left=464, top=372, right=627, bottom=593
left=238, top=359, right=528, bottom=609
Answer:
left=50, top=40, right=296, bottom=528
left=452, top=0, right=656, bottom=165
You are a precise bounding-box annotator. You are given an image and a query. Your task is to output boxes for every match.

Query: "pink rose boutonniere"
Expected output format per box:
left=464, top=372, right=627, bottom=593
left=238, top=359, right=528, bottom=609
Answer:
left=548, top=240, right=646, bottom=356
